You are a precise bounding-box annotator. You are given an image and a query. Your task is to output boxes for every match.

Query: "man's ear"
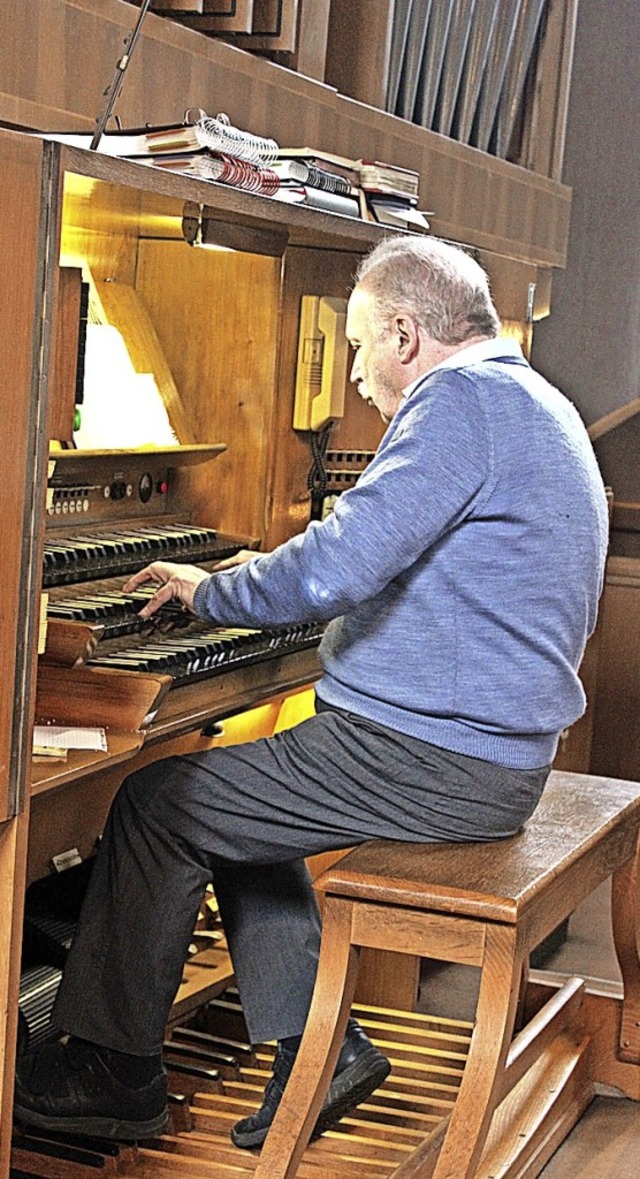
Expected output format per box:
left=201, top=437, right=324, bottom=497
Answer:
left=394, top=313, right=420, bottom=362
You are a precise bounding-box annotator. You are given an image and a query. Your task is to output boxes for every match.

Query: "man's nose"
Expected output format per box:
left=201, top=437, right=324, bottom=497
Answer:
left=350, top=355, right=360, bottom=383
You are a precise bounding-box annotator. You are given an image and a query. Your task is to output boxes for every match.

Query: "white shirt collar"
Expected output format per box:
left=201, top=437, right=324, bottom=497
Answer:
left=402, top=336, right=525, bottom=401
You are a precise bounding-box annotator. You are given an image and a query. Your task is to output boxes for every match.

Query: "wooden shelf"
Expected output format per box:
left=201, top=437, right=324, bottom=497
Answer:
left=53, top=142, right=394, bottom=254
left=31, top=731, right=145, bottom=796
left=49, top=443, right=227, bottom=466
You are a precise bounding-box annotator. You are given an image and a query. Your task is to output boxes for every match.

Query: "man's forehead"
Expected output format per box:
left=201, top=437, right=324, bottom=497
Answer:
left=346, top=285, right=373, bottom=328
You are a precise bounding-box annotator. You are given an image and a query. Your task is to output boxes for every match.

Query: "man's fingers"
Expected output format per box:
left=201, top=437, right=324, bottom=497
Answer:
left=210, top=549, right=262, bottom=572
left=123, top=569, right=152, bottom=592
left=137, top=582, right=176, bottom=619
left=123, top=562, right=178, bottom=593
left=123, top=564, right=165, bottom=592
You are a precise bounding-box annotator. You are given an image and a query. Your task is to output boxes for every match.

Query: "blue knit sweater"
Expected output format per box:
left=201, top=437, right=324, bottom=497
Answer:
left=193, top=341, right=609, bottom=768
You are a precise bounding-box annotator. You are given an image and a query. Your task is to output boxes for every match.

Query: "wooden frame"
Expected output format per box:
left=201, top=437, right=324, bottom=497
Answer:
left=324, top=0, right=396, bottom=112
left=168, top=1, right=254, bottom=33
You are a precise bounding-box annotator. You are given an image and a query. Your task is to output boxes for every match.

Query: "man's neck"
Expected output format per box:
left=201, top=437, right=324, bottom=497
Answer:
left=401, top=333, right=492, bottom=387
left=426, top=333, right=493, bottom=370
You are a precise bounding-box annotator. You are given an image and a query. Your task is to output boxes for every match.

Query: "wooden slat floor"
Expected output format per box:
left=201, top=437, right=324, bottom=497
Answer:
left=11, top=879, right=638, bottom=1178
left=11, top=1003, right=474, bottom=1179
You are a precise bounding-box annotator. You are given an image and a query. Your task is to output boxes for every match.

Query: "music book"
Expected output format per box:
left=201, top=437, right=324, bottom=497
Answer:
left=278, top=148, right=419, bottom=200
left=270, top=158, right=355, bottom=197
left=357, top=162, right=420, bottom=199
left=137, top=151, right=280, bottom=195
left=274, top=185, right=360, bottom=219
left=40, top=122, right=209, bottom=157
left=39, top=111, right=279, bottom=166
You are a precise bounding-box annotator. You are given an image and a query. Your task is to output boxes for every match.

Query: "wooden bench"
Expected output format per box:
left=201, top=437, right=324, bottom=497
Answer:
left=254, top=770, right=640, bottom=1179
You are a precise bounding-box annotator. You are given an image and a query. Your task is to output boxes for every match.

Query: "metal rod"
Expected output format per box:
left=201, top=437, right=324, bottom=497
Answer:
left=90, top=0, right=153, bottom=151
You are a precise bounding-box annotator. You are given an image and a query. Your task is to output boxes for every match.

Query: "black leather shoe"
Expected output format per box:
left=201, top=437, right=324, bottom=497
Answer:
left=231, top=1017, right=391, bottom=1149
left=14, top=1037, right=168, bottom=1140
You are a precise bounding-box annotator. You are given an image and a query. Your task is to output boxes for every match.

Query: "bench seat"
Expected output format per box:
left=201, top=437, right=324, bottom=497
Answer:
left=254, top=771, right=640, bottom=1179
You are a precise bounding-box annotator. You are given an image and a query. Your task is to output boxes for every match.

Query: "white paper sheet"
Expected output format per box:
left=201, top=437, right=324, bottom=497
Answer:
left=33, top=725, right=108, bottom=752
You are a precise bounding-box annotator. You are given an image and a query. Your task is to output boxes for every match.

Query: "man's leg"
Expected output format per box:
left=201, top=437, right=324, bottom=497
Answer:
left=50, top=714, right=364, bottom=1054
left=14, top=710, right=389, bottom=1138
left=15, top=709, right=546, bottom=1140
left=211, top=859, right=323, bottom=1044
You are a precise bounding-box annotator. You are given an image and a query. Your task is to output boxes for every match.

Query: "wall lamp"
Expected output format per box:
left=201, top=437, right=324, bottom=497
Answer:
left=181, top=201, right=289, bottom=257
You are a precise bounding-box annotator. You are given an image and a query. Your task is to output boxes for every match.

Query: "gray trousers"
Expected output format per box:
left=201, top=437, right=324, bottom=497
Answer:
left=52, top=703, right=549, bottom=1053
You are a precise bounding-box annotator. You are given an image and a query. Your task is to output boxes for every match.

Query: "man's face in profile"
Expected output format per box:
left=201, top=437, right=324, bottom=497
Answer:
left=346, top=286, right=405, bottom=423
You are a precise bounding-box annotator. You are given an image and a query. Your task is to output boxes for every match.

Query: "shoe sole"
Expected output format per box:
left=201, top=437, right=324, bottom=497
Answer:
left=313, top=1048, right=391, bottom=1138
left=13, top=1102, right=169, bottom=1141
left=231, top=1048, right=391, bottom=1150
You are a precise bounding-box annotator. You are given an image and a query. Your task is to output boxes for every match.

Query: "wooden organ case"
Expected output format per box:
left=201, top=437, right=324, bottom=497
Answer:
left=0, top=127, right=392, bottom=1168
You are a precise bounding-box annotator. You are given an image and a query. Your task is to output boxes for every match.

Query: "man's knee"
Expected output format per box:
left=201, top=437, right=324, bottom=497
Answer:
left=117, top=758, right=185, bottom=820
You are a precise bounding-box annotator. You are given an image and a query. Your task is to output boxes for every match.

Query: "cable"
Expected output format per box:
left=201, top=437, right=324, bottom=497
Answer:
left=306, top=425, right=332, bottom=520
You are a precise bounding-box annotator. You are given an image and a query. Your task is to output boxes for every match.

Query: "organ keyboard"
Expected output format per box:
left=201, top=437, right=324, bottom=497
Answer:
left=43, top=523, right=241, bottom=586
left=41, top=447, right=323, bottom=745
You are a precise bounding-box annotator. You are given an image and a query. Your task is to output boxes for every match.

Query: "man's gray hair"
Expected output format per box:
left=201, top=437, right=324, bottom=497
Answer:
left=354, top=236, right=500, bottom=345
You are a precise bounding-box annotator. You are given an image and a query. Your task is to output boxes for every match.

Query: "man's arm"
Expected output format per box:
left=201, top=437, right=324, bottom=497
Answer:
left=191, top=375, right=491, bottom=629
left=125, top=374, right=490, bottom=629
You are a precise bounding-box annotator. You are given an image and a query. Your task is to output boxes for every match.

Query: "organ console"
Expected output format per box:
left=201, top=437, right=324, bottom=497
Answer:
left=40, top=447, right=324, bottom=747
left=0, top=138, right=388, bottom=1155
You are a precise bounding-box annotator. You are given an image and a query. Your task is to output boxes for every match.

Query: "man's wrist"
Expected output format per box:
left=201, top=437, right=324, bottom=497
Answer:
left=192, top=578, right=210, bottom=618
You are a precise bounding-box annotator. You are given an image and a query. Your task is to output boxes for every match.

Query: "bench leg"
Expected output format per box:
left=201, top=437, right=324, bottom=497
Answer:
left=612, top=834, right=640, bottom=1063
left=257, top=906, right=523, bottom=1179
left=424, top=923, right=524, bottom=1179
left=254, top=896, right=361, bottom=1179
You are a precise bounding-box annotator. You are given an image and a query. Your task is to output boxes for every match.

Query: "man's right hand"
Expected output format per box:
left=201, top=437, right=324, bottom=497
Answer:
left=209, top=549, right=264, bottom=572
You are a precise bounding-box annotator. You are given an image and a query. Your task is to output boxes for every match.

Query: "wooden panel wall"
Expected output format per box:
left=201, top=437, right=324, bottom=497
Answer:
left=324, top=0, right=395, bottom=111
left=0, top=129, right=53, bottom=1177
left=135, top=240, right=281, bottom=541
left=0, top=133, right=50, bottom=822
left=0, top=0, right=571, bottom=269
left=590, top=557, right=640, bottom=782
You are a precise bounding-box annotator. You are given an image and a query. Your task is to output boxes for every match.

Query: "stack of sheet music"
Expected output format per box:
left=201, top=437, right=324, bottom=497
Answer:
left=39, top=113, right=430, bottom=225
left=40, top=110, right=282, bottom=197
left=274, top=147, right=428, bottom=228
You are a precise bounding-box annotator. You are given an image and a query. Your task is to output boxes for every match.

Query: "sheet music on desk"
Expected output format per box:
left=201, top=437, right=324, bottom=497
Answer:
left=33, top=725, right=108, bottom=752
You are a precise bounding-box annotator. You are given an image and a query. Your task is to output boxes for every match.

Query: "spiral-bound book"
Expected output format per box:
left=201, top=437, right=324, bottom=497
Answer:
left=38, top=112, right=279, bottom=166
left=270, top=159, right=355, bottom=197
left=137, top=151, right=280, bottom=196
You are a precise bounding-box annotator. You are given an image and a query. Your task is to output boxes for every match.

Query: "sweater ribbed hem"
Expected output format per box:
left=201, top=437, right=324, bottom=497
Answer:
left=316, top=680, right=559, bottom=770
